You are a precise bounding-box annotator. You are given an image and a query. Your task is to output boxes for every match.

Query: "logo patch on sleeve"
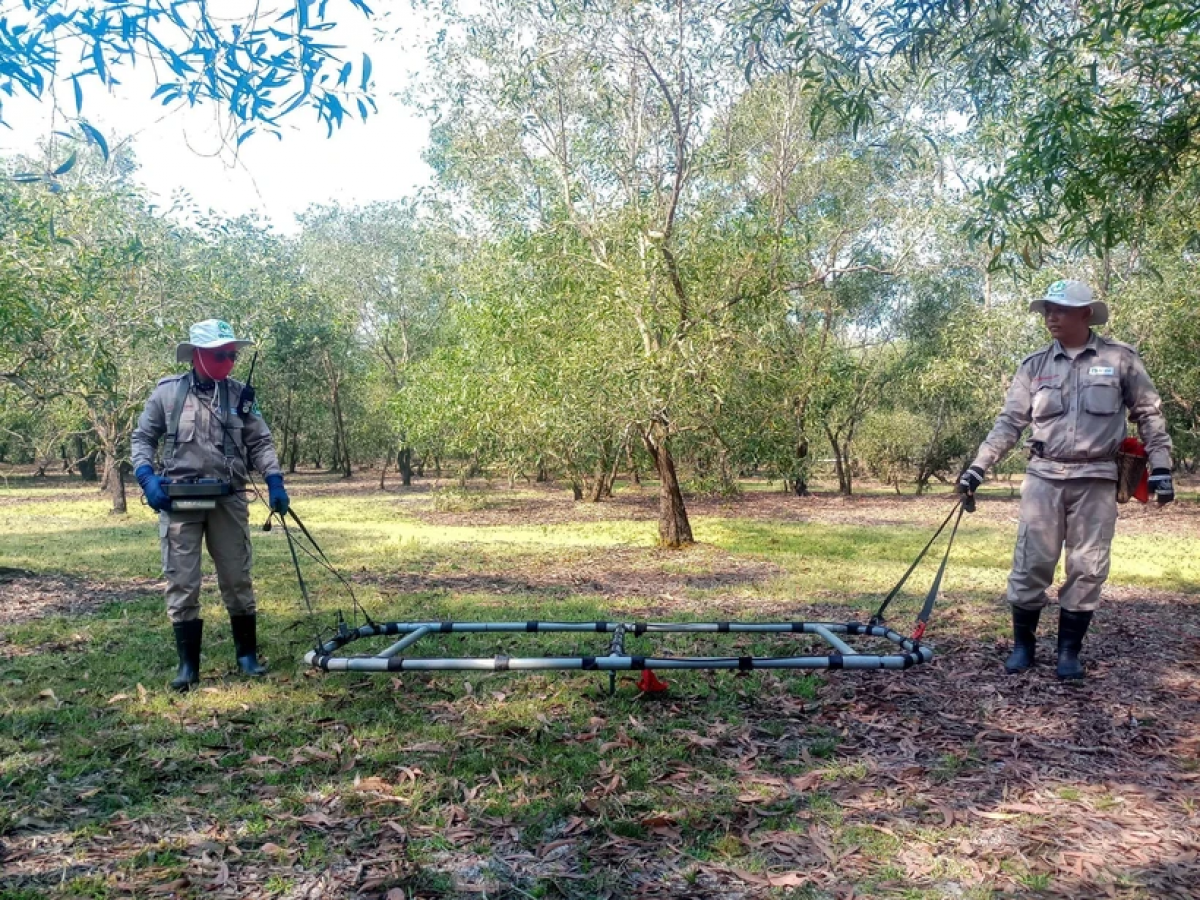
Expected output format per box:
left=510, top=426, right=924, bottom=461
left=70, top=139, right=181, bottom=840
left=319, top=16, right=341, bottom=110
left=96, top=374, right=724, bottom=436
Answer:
left=1088, top=366, right=1115, bottom=376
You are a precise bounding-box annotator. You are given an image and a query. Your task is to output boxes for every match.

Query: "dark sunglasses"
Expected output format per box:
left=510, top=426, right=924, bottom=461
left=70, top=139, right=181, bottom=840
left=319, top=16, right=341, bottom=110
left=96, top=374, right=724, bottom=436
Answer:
left=208, top=351, right=239, bottom=362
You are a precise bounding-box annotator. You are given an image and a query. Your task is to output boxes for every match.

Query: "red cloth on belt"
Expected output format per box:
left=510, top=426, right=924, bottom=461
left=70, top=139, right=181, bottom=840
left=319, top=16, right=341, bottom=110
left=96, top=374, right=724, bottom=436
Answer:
left=1121, top=437, right=1150, bottom=503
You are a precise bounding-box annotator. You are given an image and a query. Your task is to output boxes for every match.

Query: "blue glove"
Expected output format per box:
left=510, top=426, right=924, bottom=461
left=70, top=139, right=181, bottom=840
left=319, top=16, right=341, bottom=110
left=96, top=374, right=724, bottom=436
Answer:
left=957, top=465, right=985, bottom=496
left=135, top=465, right=172, bottom=512
left=265, top=474, right=290, bottom=516
left=1148, top=468, right=1175, bottom=506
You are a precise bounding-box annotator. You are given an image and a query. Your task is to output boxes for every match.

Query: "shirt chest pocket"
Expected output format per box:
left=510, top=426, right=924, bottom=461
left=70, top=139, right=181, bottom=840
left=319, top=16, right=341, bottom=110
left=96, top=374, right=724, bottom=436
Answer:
left=1082, top=380, right=1121, bottom=416
left=1032, top=383, right=1065, bottom=420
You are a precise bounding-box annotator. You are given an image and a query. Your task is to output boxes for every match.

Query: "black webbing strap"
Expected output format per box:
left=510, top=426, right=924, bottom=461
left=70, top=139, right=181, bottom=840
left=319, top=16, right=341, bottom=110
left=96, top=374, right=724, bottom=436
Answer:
left=163, top=376, right=191, bottom=464
left=163, top=374, right=236, bottom=465
left=911, top=502, right=967, bottom=641
left=870, top=498, right=966, bottom=627
left=216, top=380, right=236, bottom=463
left=285, top=507, right=374, bottom=627
left=276, top=510, right=323, bottom=652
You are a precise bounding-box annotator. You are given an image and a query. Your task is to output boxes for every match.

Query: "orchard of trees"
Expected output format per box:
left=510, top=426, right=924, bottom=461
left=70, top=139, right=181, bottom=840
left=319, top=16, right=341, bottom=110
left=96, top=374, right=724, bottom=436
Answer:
left=2, top=0, right=1199, bottom=544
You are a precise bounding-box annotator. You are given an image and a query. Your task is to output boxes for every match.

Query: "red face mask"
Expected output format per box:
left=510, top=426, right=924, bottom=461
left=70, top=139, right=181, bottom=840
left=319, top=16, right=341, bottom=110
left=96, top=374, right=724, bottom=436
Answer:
left=194, top=346, right=238, bottom=382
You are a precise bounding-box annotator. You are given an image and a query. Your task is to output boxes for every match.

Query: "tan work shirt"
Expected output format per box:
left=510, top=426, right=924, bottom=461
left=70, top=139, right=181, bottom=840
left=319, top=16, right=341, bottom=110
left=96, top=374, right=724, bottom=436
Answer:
left=131, top=373, right=282, bottom=484
left=971, top=331, right=1172, bottom=481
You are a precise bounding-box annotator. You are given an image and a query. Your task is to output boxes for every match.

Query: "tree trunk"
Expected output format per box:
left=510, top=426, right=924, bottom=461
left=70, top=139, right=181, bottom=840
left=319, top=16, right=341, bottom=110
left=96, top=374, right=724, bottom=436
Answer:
left=379, top=453, right=389, bottom=490
left=334, top=393, right=351, bottom=478
left=76, top=435, right=98, bottom=481
left=640, top=422, right=693, bottom=548
left=104, top=453, right=128, bottom=514
left=398, top=447, right=414, bottom=486
left=324, top=353, right=352, bottom=478
left=279, top=388, right=293, bottom=472
left=603, top=437, right=626, bottom=499
left=824, top=424, right=853, bottom=496
left=328, top=425, right=340, bottom=474
left=792, top=434, right=810, bottom=497
left=571, top=479, right=583, bottom=501
left=288, top=429, right=300, bottom=474
left=587, top=457, right=607, bottom=502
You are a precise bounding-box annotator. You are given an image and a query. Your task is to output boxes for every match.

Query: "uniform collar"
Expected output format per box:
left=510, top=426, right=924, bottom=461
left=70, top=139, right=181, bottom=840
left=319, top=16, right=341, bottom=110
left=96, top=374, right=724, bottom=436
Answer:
left=190, top=369, right=219, bottom=393
left=1051, top=329, right=1099, bottom=359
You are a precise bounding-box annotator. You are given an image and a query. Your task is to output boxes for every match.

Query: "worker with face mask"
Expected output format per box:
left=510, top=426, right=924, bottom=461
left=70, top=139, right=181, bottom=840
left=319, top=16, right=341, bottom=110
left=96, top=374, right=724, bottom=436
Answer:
left=131, top=319, right=290, bottom=691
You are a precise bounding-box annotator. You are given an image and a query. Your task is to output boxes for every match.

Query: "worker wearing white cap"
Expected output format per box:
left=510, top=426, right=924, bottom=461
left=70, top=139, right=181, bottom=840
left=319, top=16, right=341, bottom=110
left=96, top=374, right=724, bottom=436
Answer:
left=131, top=319, right=290, bottom=691
left=957, top=280, right=1173, bottom=680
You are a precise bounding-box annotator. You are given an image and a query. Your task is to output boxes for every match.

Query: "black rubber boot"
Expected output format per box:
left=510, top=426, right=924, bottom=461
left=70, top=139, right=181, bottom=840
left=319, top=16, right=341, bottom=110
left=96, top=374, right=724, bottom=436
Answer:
left=230, top=614, right=268, bottom=676
left=170, top=619, right=203, bottom=692
left=1004, top=606, right=1041, bottom=673
left=1056, top=609, right=1093, bottom=681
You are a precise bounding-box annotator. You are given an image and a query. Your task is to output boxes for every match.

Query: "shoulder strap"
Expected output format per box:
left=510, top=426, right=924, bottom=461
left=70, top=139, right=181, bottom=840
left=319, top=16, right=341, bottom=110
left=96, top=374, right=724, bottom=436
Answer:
left=164, top=376, right=192, bottom=463
left=217, top=380, right=236, bottom=462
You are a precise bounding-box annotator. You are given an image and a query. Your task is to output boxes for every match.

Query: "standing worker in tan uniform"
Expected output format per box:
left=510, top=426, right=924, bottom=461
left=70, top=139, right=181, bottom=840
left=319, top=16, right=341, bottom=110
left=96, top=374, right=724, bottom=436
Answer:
left=957, top=280, right=1174, bottom=680
left=131, top=319, right=291, bottom=691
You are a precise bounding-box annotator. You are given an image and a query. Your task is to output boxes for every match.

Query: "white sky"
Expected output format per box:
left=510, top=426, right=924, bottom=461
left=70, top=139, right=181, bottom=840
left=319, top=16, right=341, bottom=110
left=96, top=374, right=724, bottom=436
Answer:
left=0, top=3, right=436, bottom=233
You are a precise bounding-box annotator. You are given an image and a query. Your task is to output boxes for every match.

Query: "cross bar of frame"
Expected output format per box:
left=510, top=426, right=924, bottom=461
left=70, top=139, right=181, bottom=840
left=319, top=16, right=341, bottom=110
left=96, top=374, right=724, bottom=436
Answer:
left=303, top=620, right=934, bottom=674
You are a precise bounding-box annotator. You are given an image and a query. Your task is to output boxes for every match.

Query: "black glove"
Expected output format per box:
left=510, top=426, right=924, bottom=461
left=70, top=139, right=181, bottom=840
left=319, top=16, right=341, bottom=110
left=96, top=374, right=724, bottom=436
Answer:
left=135, top=464, right=172, bottom=512
left=1148, top=468, right=1175, bottom=506
left=957, top=465, right=985, bottom=496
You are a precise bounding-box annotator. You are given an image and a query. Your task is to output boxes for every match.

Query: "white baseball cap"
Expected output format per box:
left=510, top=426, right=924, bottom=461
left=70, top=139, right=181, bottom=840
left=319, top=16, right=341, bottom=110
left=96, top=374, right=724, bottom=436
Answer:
left=1028, top=279, right=1108, bottom=326
left=175, top=319, right=253, bottom=362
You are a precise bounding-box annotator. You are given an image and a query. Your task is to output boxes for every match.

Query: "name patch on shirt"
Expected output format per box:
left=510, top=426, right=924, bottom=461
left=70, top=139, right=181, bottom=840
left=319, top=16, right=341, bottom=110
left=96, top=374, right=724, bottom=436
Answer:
left=1088, top=366, right=1115, bottom=376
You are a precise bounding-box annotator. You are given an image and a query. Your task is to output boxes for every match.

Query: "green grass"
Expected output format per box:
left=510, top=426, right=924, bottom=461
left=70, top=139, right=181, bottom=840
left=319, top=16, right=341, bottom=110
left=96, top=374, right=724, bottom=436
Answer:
left=2, top=475, right=1197, bottom=898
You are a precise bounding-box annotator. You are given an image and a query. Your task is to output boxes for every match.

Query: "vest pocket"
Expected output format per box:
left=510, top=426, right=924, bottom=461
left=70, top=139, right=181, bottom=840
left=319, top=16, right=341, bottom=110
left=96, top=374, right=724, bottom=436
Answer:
left=174, top=402, right=196, bottom=443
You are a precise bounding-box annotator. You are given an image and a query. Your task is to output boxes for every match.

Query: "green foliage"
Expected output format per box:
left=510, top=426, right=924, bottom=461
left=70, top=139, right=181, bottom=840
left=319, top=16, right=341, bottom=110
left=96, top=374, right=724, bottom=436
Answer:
left=742, top=0, right=1200, bottom=256
left=0, top=1, right=377, bottom=140
left=3, top=0, right=1197, bottom=514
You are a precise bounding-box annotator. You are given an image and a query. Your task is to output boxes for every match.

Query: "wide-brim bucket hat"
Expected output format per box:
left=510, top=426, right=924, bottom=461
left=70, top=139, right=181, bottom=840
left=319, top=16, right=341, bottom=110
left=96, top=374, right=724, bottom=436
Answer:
left=1028, top=279, right=1109, bottom=326
left=175, top=319, right=253, bottom=362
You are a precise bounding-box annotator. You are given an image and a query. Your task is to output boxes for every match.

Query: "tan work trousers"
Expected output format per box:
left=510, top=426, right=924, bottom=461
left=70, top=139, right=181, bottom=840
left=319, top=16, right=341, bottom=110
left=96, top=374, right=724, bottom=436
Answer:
left=1007, top=474, right=1117, bottom=613
left=159, top=494, right=255, bottom=623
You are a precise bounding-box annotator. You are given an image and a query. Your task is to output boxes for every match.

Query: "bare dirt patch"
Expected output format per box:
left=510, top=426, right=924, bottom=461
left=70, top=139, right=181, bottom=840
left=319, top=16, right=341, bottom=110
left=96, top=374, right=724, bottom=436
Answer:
left=361, top=544, right=782, bottom=607
left=0, top=567, right=159, bottom=628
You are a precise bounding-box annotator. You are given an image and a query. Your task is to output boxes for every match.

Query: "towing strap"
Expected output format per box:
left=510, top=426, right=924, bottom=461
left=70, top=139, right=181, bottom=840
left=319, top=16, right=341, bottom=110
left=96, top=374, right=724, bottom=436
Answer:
left=870, top=497, right=969, bottom=639
left=269, top=505, right=376, bottom=650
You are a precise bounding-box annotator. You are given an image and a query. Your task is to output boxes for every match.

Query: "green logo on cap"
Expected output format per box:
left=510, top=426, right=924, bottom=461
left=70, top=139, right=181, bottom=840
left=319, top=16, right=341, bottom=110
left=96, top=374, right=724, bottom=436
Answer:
left=217, top=321, right=235, bottom=337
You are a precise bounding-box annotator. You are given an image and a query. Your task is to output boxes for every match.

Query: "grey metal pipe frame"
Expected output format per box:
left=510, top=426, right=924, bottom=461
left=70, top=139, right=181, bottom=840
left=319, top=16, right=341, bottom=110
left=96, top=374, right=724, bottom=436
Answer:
left=304, top=620, right=934, bottom=673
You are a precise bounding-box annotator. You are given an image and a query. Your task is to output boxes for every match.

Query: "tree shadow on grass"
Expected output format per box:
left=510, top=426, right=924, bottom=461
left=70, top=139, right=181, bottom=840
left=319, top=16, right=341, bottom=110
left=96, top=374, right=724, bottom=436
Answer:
left=0, top=567, right=159, bottom=630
